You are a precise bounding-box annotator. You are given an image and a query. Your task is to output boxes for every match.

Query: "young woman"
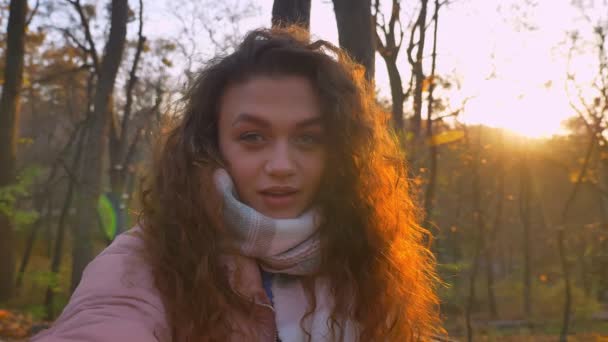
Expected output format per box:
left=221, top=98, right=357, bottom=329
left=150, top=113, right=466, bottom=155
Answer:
left=32, top=27, right=441, bottom=341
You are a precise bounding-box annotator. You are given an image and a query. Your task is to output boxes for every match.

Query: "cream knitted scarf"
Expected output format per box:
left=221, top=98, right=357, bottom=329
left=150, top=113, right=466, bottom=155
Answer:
left=213, top=169, right=322, bottom=275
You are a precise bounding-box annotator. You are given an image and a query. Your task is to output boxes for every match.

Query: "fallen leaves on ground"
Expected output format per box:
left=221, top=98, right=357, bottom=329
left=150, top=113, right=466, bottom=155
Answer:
left=0, top=309, right=32, bottom=340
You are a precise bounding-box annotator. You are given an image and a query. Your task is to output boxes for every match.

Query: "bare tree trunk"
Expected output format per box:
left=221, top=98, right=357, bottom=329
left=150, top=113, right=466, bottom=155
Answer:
left=108, top=0, right=145, bottom=237
left=485, top=212, right=499, bottom=320
left=558, top=228, right=572, bottom=342
left=17, top=121, right=83, bottom=288
left=407, top=0, right=429, bottom=138
left=71, top=0, right=129, bottom=292
left=519, top=144, right=532, bottom=317
left=465, top=126, right=486, bottom=342
left=374, top=0, right=405, bottom=130
left=486, top=130, right=504, bottom=319
left=16, top=195, right=46, bottom=290
left=576, top=234, right=591, bottom=297
left=422, top=0, right=440, bottom=231
left=598, top=26, right=608, bottom=300
left=46, top=125, right=86, bottom=320
left=386, top=60, right=405, bottom=129
left=332, top=0, right=375, bottom=82
left=558, top=131, right=595, bottom=341
left=45, top=202, right=54, bottom=257
left=450, top=174, right=464, bottom=263
left=0, top=0, right=28, bottom=302
left=272, top=0, right=311, bottom=29
left=45, top=188, right=71, bottom=320
left=598, top=158, right=608, bottom=301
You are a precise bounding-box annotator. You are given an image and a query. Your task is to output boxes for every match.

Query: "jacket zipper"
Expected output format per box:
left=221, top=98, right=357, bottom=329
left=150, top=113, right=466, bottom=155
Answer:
left=258, top=270, right=279, bottom=342
left=256, top=301, right=277, bottom=341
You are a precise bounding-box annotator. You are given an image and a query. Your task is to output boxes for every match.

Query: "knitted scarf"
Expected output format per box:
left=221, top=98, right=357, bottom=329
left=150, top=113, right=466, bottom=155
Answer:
left=213, top=169, right=359, bottom=340
left=213, top=169, right=322, bottom=276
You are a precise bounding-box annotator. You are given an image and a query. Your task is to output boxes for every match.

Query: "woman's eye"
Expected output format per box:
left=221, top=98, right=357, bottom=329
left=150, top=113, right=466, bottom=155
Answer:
left=294, top=133, right=322, bottom=146
left=239, top=132, right=265, bottom=144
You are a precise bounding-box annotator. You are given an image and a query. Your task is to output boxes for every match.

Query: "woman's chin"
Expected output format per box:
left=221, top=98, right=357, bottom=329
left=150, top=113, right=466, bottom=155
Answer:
left=249, top=194, right=306, bottom=219
left=253, top=204, right=304, bottom=219
left=259, top=209, right=301, bottom=219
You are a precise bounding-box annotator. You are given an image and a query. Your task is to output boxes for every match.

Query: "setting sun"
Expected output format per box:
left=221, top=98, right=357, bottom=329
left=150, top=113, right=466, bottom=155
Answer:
left=460, top=80, right=572, bottom=138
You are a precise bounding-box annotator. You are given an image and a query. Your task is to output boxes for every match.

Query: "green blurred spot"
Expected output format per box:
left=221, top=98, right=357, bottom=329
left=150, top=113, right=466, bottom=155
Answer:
left=98, top=194, right=117, bottom=241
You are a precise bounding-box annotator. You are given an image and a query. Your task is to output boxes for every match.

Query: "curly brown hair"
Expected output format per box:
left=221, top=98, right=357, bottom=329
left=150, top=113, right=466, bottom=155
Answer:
left=139, top=26, right=441, bottom=341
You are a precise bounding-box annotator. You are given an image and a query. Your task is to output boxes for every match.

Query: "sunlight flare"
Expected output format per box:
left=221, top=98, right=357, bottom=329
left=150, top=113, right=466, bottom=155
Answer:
left=461, top=80, right=572, bottom=138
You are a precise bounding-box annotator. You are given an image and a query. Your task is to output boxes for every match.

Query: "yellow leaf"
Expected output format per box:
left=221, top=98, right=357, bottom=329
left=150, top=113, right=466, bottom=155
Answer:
left=569, top=170, right=585, bottom=183
left=405, top=131, right=415, bottom=141
left=18, top=137, right=33, bottom=146
left=428, top=130, right=465, bottom=146
left=161, top=57, right=173, bottom=67
left=422, top=76, right=435, bottom=92
left=22, top=75, right=30, bottom=88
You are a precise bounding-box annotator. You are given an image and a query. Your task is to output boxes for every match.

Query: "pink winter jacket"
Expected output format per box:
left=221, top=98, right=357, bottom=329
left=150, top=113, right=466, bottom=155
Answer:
left=29, top=227, right=352, bottom=342
left=30, top=228, right=173, bottom=341
left=29, top=227, right=279, bottom=342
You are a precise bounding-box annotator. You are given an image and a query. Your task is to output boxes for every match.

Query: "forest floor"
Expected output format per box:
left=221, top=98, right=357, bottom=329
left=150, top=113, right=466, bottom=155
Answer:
left=444, top=313, right=608, bottom=341
left=1, top=307, right=608, bottom=341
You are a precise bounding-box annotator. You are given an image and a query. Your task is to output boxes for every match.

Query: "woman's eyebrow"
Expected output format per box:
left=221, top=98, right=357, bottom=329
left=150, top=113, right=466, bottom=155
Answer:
left=232, top=113, right=323, bottom=129
left=231, top=113, right=271, bottom=128
left=295, top=117, right=323, bottom=129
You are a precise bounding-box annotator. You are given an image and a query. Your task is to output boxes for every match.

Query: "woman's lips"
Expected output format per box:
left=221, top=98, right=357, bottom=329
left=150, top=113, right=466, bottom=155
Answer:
left=259, top=190, right=298, bottom=209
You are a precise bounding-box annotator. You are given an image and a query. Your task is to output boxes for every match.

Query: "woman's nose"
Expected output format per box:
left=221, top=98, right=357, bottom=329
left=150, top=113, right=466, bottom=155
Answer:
left=264, top=141, right=296, bottom=177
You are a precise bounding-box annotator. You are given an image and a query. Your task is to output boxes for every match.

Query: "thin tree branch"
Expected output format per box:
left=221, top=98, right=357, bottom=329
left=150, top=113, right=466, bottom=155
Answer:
left=66, top=0, right=100, bottom=74
left=31, top=63, right=91, bottom=85
left=118, top=0, right=145, bottom=153
left=557, top=116, right=597, bottom=341
left=59, top=158, right=80, bottom=187
left=61, top=28, right=90, bottom=55
left=25, top=0, right=39, bottom=26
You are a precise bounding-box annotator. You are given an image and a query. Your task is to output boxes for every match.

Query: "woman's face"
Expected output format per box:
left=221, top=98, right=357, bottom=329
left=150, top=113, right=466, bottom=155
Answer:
left=218, top=75, right=326, bottom=219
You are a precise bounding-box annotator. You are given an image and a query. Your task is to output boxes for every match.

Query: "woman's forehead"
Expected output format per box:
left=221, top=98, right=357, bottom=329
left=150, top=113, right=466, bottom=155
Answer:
left=219, top=76, right=322, bottom=128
